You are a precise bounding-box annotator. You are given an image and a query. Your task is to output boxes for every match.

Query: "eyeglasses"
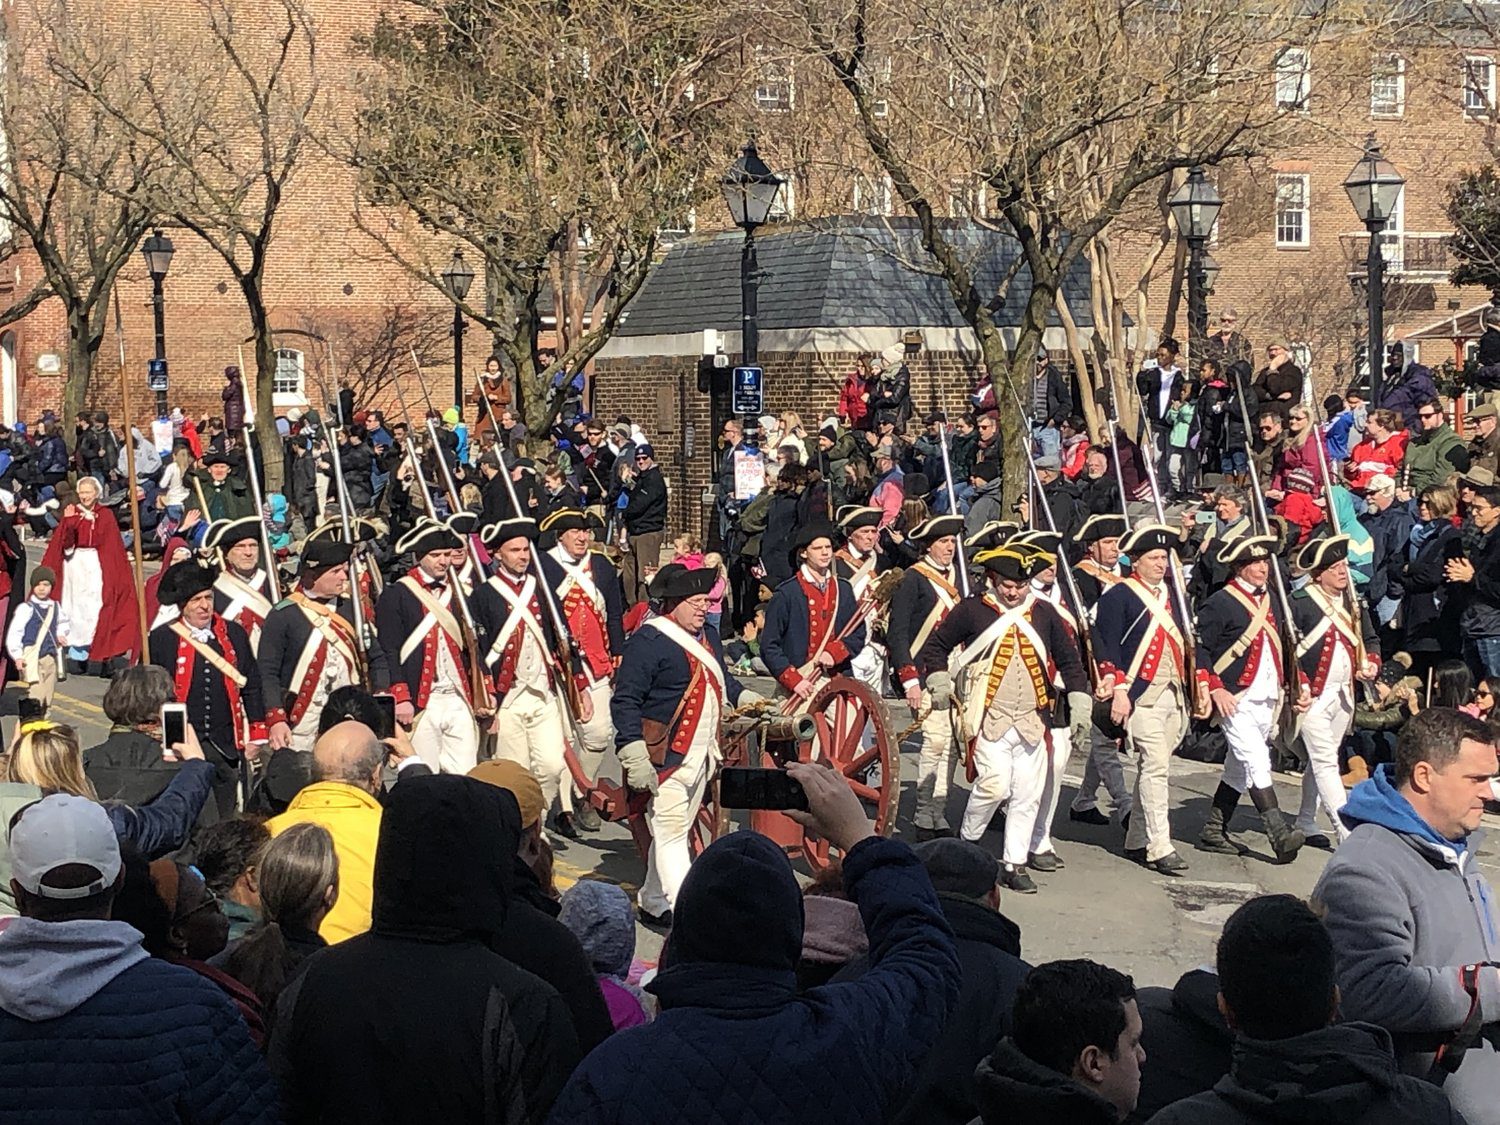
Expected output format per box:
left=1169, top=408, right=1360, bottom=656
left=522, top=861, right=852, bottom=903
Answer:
left=1418, top=411, right=1440, bottom=420
left=1477, top=689, right=1494, bottom=699
left=1258, top=425, right=1275, bottom=433
left=979, top=421, right=995, bottom=430
left=173, top=883, right=221, bottom=926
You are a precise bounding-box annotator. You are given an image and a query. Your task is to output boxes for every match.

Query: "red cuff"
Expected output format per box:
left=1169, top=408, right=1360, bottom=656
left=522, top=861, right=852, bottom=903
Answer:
left=1198, top=670, right=1217, bottom=693
left=1098, top=661, right=1121, bottom=682
left=777, top=667, right=803, bottom=692
left=389, top=682, right=412, bottom=705
left=248, top=720, right=268, bottom=743
left=826, top=640, right=850, bottom=665
left=897, top=664, right=920, bottom=690
left=264, top=707, right=288, bottom=727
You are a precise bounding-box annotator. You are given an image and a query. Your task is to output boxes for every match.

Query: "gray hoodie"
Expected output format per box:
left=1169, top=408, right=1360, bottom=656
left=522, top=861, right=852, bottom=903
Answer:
left=0, top=917, right=148, bottom=1020
left=1311, top=767, right=1500, bottom=1123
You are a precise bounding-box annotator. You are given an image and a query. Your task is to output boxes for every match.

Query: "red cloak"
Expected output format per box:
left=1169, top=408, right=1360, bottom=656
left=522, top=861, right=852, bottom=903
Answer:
left=40, top=502, right=142, bottom=663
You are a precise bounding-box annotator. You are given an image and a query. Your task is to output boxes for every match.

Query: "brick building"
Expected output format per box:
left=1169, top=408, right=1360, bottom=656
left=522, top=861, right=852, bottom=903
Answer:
left=592, top=219, right=1105, bottom=540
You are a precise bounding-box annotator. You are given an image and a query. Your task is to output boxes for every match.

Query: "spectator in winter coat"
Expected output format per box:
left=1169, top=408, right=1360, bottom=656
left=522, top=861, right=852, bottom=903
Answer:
left=1249, top=341, right=1302, bottom=424
left=222, top=366, right=246, bottom=434
left=1060, top=416, right=1090, bottom=480
left=869, top=357, right=913, bottom=431
left=1379, top=342, right=1437, bottom=431
left=839, top=359, right=872, bottom=431
left=1267, top=406, right=1326, bottom=498
left=0, top=794, right=278, bottom=1122
left=546, top=762, right=961, bottom=1125
left=1401, top=398, right=1470, bottom=496
left=1312, top=709, right=1500, bottom=1124
left=1346, top=409, right=1409, bottom=491
left=560, top=879, right=654, bottom=1031
left=965, top=462, right=1007, bottom=540
left=1360, top=474, right=1414, bottom=642
left=1400, top=485, right=1464, bottom=670
left=1131, top=968, right=1233, bottom=1122
left=1146, top=894, right=1460, bottom=1125
left=1467, top=403, right=1500, bottom=475
left=271, top=773, right=581, bottom=1125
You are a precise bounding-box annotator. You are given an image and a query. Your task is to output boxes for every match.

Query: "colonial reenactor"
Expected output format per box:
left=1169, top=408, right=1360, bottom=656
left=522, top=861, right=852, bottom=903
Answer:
left=1193, top=534, right=1304, bottom=863
left=375, top=516, right=481, bottom=774
left=1094, top=523, right=1197, bottom=875
left=539, top=507, right=625, bottom=829
left=206, top=516, right=273, bottom=654
left=185, top=451, right=256, bottom=525
left=885, top=514, right=965, bottom=840
left=762, top=520, right=866, bottom=711
left=612, top=563, right=749, bottom=927
left=447, top=512, right=482, bottom=595
left=473, top=516, right=591, bottom=837
left=1014, top=532, right=1090, bottom=870
left=835, top=506, right=889, bottom=704
left=261, top=538, right=390, bottom=755
left=1065, top=514, right=1134, bottom=828
left=148, top=559, right=267, bottom=818
left=302, top=517, right=384, bottom=649
left=918, top=546, right=1090, bottom=893
left=1290, top=535, right=1380, bottom=846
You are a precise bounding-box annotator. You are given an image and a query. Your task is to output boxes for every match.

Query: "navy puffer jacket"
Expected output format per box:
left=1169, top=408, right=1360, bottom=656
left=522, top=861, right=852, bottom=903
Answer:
left=546, top=833, right=960, bottom=1125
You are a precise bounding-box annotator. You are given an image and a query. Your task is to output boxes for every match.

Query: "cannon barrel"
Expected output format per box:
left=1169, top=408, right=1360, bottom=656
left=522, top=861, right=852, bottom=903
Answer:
left=723, top=712, right=817, bottom=744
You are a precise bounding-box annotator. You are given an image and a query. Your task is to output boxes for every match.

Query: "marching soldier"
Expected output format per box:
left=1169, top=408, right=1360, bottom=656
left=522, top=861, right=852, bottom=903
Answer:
left=206, top=516, right=273, bottom=654
left=918, top=546, right=1090, bottom=893
left=1290, top=535, right=1380, bottom=846
left=375, top=516, right=482, bottom=774
left=1065, top=515, right=1134, bottom=828
left=148, top=558, right=267, bottom=817
left=1094, top=523, right=1198, bottom=875
left=885, top=514, right=965, bottom=840
left=260, top=537, right=390, bottom=756
left=762, top=521, right=866, bottom=711
left=1194, top=535, right=1305, bottom=863
left=539, top=507, right=625, bottom=832
left=835, top=506, right=889, bottom=704
left=472, top=516, right=591, bottom=837
left=612, top=563, right=750, bottom=928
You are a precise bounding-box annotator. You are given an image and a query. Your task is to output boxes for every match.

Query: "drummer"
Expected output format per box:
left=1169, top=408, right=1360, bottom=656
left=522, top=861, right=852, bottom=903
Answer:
left=761, top=520, right=866, bottom=714
left=612, top=563, right=752, bottom=929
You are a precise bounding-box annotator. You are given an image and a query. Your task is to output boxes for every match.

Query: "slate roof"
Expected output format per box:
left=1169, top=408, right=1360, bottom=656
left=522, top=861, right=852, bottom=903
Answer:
left=616, top=217, right=1105, bottom=337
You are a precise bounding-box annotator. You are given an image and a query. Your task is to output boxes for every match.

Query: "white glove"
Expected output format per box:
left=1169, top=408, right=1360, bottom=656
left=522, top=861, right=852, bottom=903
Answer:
left=927, top=671, right=954, bottom=711
left=617, top=739, right=659, bottom=795
left=737, top=689, right=766, bottom=709
left=1067, top=691, right=1093, bottom=750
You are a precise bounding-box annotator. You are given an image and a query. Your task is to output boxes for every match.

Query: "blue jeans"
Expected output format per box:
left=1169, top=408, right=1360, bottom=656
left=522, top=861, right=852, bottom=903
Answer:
left=1466, top=636, right=1500, bottom=679
left=1031, top=424, right=1061, bottom=461
left=1219, top=449, right=1249, bottom=475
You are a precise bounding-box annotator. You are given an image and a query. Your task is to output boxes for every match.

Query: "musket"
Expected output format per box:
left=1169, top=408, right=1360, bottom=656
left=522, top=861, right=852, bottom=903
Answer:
left=391, top=360, right=495, bottom=714
left=111, top=288, right=148, bottom=663
left=235, top=344, right=282, bottom=603
left=932, top=413, right=971, bottom=598
left=321, top=343, right=373, bottom=674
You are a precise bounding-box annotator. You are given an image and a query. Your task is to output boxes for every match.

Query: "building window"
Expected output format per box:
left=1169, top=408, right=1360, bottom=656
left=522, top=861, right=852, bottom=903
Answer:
left=273, top=348, right=305, bottom=400
left=754, top=48, right=793, bottom=113
left=852, top=173, right=894, bottom=216
left=1370, top=55, right=1405, bottom=117
left=1465, top=56, right=1494, bottom=117
left=769, top=177, right=795, bottom=221
left=949, top=177, right=987, bottom=218
left=1275, top=47, right=1310, bottom=112
left=1274, top=173, right=1310, bottom=247
left=862, top=53, right=891, bottom=117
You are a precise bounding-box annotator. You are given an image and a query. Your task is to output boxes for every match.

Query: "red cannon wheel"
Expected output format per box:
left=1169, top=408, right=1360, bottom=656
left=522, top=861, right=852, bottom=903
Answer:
left=797, top=675, right=899, bottom=872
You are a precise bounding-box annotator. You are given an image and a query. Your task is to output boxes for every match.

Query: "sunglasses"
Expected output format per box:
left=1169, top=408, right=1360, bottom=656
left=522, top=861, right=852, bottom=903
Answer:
left=1478, top=689, right=1494, bottom=699
left=1258, top=425, right=1275, bottom=433
left=1418, top=411, right=1439, bottom=420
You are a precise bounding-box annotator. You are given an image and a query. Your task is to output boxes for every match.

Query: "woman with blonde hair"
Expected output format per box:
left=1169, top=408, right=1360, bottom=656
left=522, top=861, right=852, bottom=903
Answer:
left=221, top=821, right=339, bottom=1015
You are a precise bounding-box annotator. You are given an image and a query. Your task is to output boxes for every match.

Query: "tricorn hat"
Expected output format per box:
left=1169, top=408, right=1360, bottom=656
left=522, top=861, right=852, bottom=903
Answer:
left=156, top=559, right=217, bottom=607
left=1214, top=534, right=1277, bottom=569
left=910, top=515, right=964, bottom=543
left=204, top=516, right=261, bottom=553
left=1296, top=534, right=1350, bottom=574
left=1010, top=529, right=1063, bottom=557
left=965, top=520, right=1020, bottom=555
left=395, top=517, right=462, bottom=558
left=1073, top=514, right=1128, bottom=545
left=836, top=505, right=883, bottom=533
left=539, top=508, right=590, bottom=536
left=308, top=517, right=382, bottom=545
left=301, top=538, right=353, bottom=575
left=648, top=562, right=717, bottom=602
left=1119, top=523, right=1181, bottom=559
left=479, top=517, right=538, bottom=549
left=975, top=546, right=1031, bottom=584
left=792, top=521, right=838, bottom=553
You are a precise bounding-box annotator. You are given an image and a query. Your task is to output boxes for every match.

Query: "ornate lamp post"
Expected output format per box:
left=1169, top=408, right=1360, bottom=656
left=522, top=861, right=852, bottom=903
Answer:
left=141, top=228, right=176, bottom=417
left=441, top=248, right=475, bottom=417
left=1168, top=166, right=1223, bottom=360
left=1344, top=136, right=1405, bottom=406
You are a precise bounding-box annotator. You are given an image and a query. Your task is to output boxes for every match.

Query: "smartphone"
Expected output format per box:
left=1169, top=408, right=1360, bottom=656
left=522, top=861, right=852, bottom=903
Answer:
left=16, top=698, right=45, bottom=723
left=160, top=703, right=188, bottom=756
left=373, top=694, right=397, bottom=740
left=718, top=767, right=809, bottom=811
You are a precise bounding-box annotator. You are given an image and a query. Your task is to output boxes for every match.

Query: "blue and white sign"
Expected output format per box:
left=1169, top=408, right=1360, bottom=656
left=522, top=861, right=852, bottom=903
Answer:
left=732, top=365, right=764, bottom=416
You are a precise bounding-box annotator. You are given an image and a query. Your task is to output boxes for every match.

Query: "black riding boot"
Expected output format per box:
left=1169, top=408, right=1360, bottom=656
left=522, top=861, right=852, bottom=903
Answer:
left=1197, top=782, right=1248, bottom=855
left=1250, top=786, right=1305, bottom=863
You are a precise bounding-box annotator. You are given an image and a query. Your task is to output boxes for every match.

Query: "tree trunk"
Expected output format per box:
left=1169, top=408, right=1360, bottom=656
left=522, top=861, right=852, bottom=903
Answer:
left=241, top=281, right=285, bottom=491
left=63, top=307, right=98, bottom=447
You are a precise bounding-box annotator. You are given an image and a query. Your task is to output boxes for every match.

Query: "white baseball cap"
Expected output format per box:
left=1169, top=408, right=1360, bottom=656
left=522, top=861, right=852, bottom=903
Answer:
left=1366, top=473, right=1397, bottom=495
left=9, top=793, right=121, bottom=900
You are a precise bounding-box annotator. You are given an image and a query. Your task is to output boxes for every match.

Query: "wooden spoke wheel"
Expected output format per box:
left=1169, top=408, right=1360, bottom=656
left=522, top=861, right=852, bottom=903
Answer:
left=689, top=778, right=728, bottom=858
left=796, top=675, right=899, bottom=872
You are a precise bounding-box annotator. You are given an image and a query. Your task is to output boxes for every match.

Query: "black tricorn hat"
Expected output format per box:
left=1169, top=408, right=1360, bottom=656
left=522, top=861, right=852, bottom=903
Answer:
left=539, top=508, right=590, bottom=536
left=1296, top=534, right=1351, bottom=574
left=204, top=516, right=260, bottom=552
left=648, top=563, right=717, bottom=602
left=479, top=517, right=538, bottom=548
left=395, top=517, right=462, bottom=558
left=157, top=559, right=217, bottom=607
left=792, top=521, right=838, bottom=552
left=975, top=547, right=1030, bottom=583
left=301, top=538, right=353, bottom=575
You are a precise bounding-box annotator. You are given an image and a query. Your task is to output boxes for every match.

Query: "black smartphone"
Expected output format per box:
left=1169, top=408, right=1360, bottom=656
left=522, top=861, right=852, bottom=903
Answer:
left=160, top=703, right=187, bottom=754
left=718, top=767, right=808, bottom=811
left=16, top=698, right=45, bottom=722
left=373, top=694, right=397, bottom=739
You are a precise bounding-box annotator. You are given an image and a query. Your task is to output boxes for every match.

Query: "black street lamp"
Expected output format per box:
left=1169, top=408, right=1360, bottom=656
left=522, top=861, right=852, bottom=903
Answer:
left=1168, top=167, right=1222, bottom=359
left=441, top=248, right=475, bottom=418
left=721, top=140, right=785, bottom=374
left=1344, top=135, right=1405, bottom=407
left=141, top=228, right=175, bottom=417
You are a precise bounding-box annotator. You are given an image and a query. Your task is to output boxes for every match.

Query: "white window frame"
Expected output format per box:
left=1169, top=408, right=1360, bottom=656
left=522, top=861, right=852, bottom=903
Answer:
left=272, top=348, right=306, bottom=408
left=1370, top=54, right=1405, bottom=117
left=1274, top=173, right=1310, bottom=248
left=862, top=53, right=891, bottom=117
left=754, top=47, right=793, bottom=113
left=852, top=173, right=894, bottom=216
left=949, top=177, right=988, bottom=218
left=1464, top=55, right=1495, bottom=117
left=769, top=177, right=795, bottom=221
left=1275, top=47, right=1310, bottom=112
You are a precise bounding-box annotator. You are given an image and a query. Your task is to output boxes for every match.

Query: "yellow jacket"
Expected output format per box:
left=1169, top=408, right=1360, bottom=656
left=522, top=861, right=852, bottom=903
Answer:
left=268, top=781, right=382, bottom=944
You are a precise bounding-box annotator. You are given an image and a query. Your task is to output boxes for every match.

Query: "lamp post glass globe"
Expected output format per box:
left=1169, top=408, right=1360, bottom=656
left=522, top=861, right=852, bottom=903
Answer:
left=721, top=140, right=785, bottom=231
left=442, top=249, right=475, bottom=302
left=141, top=228, right=175, bottom=280
left=1344, top=138, right=1405, bottom=226
left=1168, top=166, right=1222, bottom=242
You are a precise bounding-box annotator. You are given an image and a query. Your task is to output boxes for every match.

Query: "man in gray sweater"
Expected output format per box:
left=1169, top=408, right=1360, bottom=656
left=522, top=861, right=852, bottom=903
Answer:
left=1312, top=708, right=1500, bottom=1124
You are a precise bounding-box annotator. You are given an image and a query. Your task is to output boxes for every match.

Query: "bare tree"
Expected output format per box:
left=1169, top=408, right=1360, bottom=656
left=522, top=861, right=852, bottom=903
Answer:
left=0, top=0, right=163, bottom=434
left=344, top=0, right=743, bottom=432
left=294, top=299, right=451, bottom=416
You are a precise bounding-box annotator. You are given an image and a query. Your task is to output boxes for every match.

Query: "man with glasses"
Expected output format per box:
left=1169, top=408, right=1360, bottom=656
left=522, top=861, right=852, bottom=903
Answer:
left=975, top=411, right=1003, bottom=467
left=618, top=443, right=668, bottom=605
left=1467, top=401, right=1498, bottom=476
left=1445, top=484, right=1500, bottom=678
left=1399, top=396, right=1470, bottom=496
left=1203, top=307, right=1251, bottom=367
left=1250, top=411, right=1287, bottom=489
